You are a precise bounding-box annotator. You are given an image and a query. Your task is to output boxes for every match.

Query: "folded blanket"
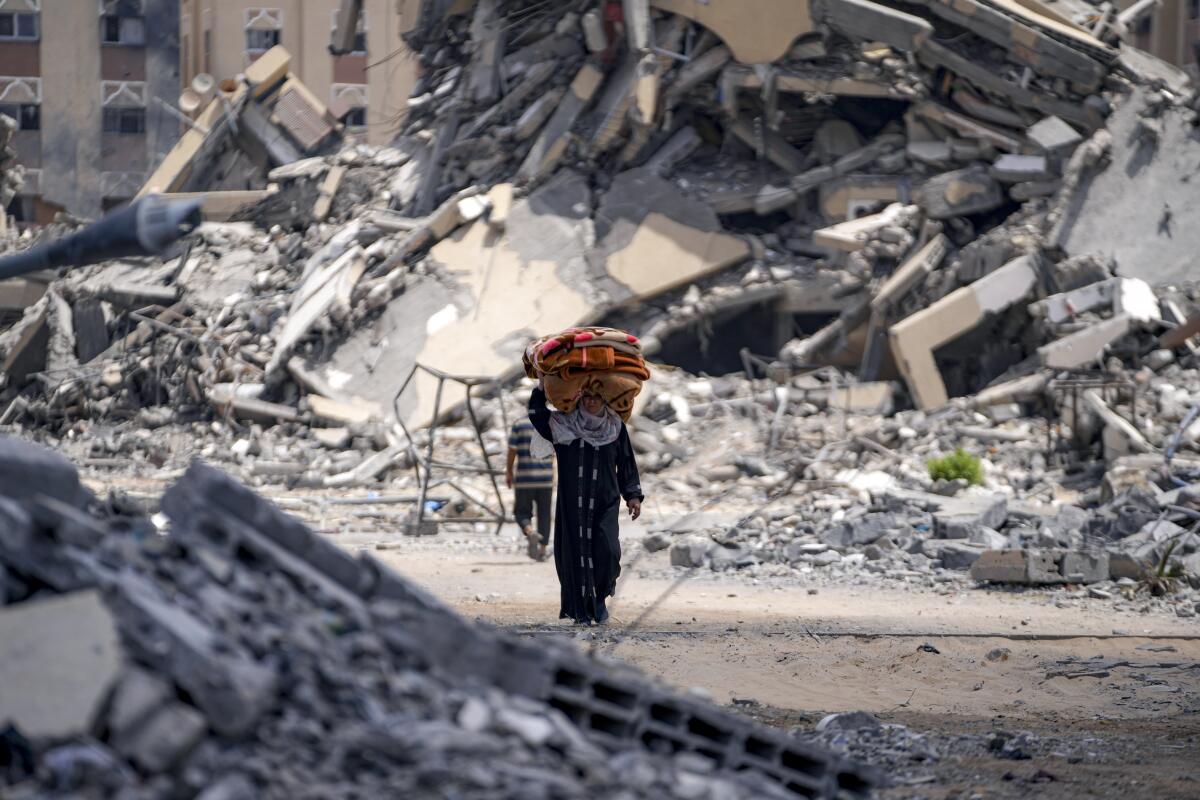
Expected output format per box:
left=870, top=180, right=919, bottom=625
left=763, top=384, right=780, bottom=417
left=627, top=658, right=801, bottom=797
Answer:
left=543, top=371, right=644, bottom=421
left=525, top=327, right=649, bottom=421
left=524, top=326, right=643, bottom=379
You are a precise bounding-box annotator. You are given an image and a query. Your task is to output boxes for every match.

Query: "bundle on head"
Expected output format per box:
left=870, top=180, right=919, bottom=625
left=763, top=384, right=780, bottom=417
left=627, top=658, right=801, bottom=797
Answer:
left=523, top=327, right=650, bottom=422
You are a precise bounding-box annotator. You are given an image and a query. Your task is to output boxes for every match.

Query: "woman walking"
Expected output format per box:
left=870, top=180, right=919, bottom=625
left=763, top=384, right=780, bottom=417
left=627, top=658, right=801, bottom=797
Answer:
left=527, top=383, right=643, bottom=625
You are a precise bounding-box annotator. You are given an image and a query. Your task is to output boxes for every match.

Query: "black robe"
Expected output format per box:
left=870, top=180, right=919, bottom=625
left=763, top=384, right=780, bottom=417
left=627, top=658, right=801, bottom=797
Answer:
left=528, top=387, right=644, bottom=624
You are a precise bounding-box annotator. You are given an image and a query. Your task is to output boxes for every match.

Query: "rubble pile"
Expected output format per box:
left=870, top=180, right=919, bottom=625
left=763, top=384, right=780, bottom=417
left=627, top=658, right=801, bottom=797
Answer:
left=0, top=0, right=1196, bottom=435
left=0, top=2, right=1196, bottom=599
left=0, top=436, right=875, bottom=799
left=627, top=366, right=1200, bottom=615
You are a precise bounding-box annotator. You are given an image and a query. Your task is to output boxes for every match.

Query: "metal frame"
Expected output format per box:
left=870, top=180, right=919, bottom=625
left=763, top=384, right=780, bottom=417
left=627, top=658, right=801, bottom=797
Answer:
left=392, top=362, right=509, bottom=536
left=1046, top=370, right=1139, bottom=463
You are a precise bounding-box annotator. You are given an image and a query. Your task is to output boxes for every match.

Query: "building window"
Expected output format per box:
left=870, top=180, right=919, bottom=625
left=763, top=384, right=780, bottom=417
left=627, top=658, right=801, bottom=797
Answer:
left=102, top=15, right=146, bottom=46
left=344, top=106, right=367, bottom=127
left=0, top=104, right=39, bottom=131
left=1135, top=16, right=1152, bottom=36
left=1191, top=0, right=1200, bottom=20
left=103, top=107, right=146, bottom=134
left=0, top=12, right=39, bottom=41
left=203, top=29, right=212, bottom=73
left=246, top=27, right=280, bottom=52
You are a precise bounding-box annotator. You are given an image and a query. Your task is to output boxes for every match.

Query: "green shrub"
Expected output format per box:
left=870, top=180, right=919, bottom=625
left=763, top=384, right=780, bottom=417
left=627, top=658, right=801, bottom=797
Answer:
left=926, top=448, right=984, bottom=486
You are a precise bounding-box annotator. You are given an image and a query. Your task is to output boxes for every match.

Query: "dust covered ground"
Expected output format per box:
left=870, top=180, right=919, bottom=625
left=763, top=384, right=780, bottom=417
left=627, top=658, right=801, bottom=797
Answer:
left=359, top=520, right=1200, bottom=799
left=79, top=473, right=1200, bottom=798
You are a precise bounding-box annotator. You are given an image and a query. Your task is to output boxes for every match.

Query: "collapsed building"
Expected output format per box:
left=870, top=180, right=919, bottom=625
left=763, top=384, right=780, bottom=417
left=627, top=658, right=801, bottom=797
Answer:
left=0, top=3, right=1195, bottom=583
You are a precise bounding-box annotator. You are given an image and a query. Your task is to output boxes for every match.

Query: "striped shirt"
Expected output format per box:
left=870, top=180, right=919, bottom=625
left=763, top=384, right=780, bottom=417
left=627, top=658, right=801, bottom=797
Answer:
left=509, top=419, right=554, bottom=488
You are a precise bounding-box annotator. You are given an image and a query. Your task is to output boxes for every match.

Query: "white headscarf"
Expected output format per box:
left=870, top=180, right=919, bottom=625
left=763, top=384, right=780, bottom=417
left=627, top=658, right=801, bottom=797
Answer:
left=529, top=403, right=622, bottom=459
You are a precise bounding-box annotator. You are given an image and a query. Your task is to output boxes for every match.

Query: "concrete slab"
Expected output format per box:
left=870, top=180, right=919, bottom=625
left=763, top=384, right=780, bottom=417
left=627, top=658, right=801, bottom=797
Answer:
left=1027, top=115, right=1082, bottom=155
left=320, top=169, right=747, bottom=431
left=890, top=255, right=1037, bottom=408
left=990, top=154, right=1051, bottom=183
left=1037, top=314, right=1132, bottom=369
left=828, top=382, right=895, bottom=414
left=916, top=166, right=1006, bottom=219
left=0, top=590, right=123, bottom=740
left=1030, top=278, right=1116, bottom=323
left=1056, top=88, right=1200, bottom=285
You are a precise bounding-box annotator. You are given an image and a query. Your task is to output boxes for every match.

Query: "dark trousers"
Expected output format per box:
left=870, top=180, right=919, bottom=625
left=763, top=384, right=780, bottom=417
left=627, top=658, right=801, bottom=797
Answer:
left=514, top=487, right=553, bottom=544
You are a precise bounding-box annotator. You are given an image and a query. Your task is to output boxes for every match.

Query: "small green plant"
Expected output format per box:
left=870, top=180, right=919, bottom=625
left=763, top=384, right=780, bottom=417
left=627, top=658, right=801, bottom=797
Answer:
left=926, top=448, right=984, bottom=486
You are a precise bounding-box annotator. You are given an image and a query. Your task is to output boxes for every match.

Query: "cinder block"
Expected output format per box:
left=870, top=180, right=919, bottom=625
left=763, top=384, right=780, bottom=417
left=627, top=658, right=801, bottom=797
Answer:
left=1060, top=550, right=1109, bottom=583
left=1107, top=551, right=1144, bottom=580
left=970, top=549, right=1063, bottom=584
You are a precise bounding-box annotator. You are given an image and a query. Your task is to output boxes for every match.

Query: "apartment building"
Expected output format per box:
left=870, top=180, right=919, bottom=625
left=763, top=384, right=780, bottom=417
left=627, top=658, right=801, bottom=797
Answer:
left=0, top=0, right=181, bottom=224
left=180, top=1, right=415, bottom=148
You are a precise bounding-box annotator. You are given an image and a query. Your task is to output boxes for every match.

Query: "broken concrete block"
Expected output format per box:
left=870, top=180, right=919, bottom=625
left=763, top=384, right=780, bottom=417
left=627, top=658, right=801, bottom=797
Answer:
left=106, top=667, right=174, bottom=739
left=1030, top=278, right=1117, bottom=323
left=872, top=234, right=950, bottom=314
left=113, top=701, right=207, bottom=773
left=1113, top=278, right=1160, bottom=323
left=518, top=62, right=604, bottom=182
left=307, top=394, right=377, bottom=426
left=511, top=89, right=565, bottom=141
left=890, top=255, right=1038, bottom=409
left=313, top=427, right=352, bottom=449
left=486, top=183, right=514, bottom=230
left=915, top=102, right=1023, bottom=152
left=1038, top=314, right=1133, bottom=369
left=821, top=512, right=904, bottom=549
left=1009, top=179, right=1062, bottom=201
left=934, top=494, right=1008, bottom=539
left=1060, top=551, right=1109, bottom=584
left=932, top=541, right=987, bottom=570
left=0, top=590, right=123, bottom=740
left=907, top=140, right=952, bottom=167
left=970, top=549, right=1063, bottom=584
left=1107, top=551, right=1144, bottom=580
left=990, top=154, right=1050, bottom=184
left=828, top=382, right=894, bottom=415
left=1027, top=116, right=1082, bottom=156
left=642, top=531, right=672, bottom=552
left=969, top=527, right=1009, bottom=549
left=580, top=8, right=607, bottom=51
left=101, top=568, right=277, bottom=738
left=916, top=166, right=1006, bottom=219
left=813, top=203, right=915, bottom=253
left=669, top=535, right=714, bottom=567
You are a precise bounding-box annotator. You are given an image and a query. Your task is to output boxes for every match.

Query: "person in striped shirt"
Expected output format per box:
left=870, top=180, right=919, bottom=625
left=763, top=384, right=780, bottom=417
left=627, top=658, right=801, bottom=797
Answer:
left=507, top=418, right=555, bottom=561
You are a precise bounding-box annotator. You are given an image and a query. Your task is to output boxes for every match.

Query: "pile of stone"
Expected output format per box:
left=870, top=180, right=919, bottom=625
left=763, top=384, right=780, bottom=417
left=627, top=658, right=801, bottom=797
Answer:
left=3, top=0, right=1199, bottom=451
left=626, top=360, right=1199, bottom=611
left=0, top=436, right=875, bottom=799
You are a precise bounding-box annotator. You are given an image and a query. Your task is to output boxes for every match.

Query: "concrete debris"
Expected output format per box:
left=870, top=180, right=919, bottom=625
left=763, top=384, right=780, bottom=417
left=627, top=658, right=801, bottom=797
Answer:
left=0, top=436, right=873, bottom=799
left=0, top=0, right=1193, bottom=689
left=0, top=0, right=1191, bottom=444
left=0, top=590, right=123, bottom=741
